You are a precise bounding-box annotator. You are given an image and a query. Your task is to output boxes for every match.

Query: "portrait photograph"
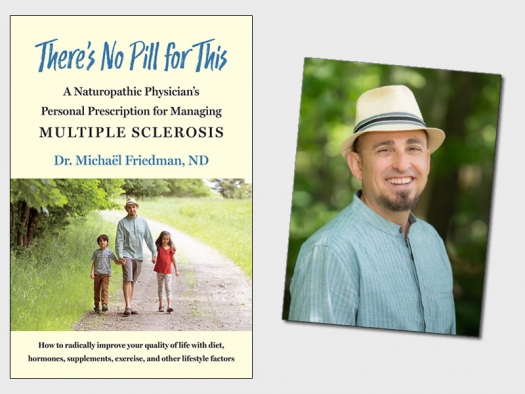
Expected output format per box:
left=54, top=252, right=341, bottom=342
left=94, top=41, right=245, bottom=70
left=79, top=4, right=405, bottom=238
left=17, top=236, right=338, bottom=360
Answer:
left=282, top=58, right=501, bottom=337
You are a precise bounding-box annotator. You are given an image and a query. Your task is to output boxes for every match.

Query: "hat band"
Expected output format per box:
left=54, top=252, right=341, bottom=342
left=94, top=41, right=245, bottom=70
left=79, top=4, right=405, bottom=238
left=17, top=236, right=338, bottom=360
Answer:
left=354, top=112, right=427, bottom=134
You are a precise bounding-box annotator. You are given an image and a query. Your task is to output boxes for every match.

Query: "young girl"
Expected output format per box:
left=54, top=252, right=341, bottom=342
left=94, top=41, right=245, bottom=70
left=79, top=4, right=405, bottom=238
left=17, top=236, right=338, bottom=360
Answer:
left=153, top=231, right=180, bottom=312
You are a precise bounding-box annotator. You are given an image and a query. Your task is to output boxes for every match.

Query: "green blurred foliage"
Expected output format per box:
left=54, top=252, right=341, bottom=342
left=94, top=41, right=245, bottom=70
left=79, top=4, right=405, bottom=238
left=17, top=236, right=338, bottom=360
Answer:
left=122, top=179, right=170, bottom=198
left=166, top=179, right=214, bottom=198
left=283, top=59, right=501, bottom=337
left=122, top=179, right=215, bottom=198
left=209, top=178, right=252, bottom=199
left=10, top=179, right=123, bottom=247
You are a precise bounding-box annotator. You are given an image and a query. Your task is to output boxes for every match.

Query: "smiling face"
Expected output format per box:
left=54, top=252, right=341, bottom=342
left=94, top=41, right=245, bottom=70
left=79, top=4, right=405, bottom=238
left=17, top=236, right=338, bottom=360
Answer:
left=125, top=204, right=138, bottom=218
left=98, top=239, right=108, bottom=250
left=347, top=130, right=430, bottom=218
left=97, top=235, right=109, bottom=249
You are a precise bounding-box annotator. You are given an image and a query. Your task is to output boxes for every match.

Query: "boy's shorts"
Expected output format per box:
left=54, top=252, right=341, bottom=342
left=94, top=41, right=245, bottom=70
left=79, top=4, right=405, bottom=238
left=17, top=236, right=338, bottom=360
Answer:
left=122, top=258, right=142, bottom=282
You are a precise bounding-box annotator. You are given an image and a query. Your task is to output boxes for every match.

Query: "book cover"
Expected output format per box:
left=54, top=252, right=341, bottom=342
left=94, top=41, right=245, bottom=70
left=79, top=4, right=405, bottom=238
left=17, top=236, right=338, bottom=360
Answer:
left=10, top=15, right=252, bottom=378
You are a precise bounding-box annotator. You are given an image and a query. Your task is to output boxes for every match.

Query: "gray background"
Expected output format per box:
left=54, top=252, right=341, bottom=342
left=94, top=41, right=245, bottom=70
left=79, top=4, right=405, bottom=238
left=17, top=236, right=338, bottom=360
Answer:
left=3, top=1, right=523, bottom=392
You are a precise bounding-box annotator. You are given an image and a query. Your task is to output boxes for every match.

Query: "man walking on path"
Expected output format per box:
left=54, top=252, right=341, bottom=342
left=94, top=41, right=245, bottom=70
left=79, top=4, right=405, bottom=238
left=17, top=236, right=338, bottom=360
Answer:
left=116, top=198, right=157, bottom=316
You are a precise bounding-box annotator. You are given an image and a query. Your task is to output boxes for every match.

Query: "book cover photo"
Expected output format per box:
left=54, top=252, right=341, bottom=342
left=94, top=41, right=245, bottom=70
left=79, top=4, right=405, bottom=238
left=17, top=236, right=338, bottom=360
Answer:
left=10, top=15, right=252, bottom=379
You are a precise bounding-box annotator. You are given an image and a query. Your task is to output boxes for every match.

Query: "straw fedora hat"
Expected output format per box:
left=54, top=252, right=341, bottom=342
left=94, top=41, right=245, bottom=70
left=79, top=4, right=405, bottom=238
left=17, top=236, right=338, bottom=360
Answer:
left=340, top=85, right=445, bottom=158
left=124, top=197, right=139, bottom=208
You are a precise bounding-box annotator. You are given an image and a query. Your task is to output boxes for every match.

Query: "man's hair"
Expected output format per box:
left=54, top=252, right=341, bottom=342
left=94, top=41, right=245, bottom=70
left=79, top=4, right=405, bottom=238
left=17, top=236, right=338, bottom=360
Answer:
left=352, top=135, right=362, bottom=156
left=97, top=234, right=109, bottom=244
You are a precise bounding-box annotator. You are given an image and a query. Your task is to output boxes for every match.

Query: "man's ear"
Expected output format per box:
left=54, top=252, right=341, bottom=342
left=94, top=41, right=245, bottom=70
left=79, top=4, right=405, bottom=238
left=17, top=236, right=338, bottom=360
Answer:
left=347, top=151, right=363, bottom=181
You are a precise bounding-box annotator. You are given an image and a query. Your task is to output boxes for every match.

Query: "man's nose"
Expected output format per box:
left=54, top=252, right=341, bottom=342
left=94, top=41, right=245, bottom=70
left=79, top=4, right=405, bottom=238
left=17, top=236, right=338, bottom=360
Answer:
left=392, top=151, right=410, bottom=172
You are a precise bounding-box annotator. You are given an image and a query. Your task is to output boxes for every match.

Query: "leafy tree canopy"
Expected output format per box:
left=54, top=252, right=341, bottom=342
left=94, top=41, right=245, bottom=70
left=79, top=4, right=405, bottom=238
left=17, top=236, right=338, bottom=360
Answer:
left=122, top=179, right=215, bottom=198
left=10, top=179, right=123, bottom=247
left=209, top=179, right=252, bottom=199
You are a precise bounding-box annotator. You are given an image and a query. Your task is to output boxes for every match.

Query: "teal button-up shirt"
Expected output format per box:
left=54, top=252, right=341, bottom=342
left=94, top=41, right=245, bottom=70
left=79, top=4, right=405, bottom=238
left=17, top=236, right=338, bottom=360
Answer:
left=115, top=215, right=157, bottom=261
left=289, top=191, right=456, bottom=334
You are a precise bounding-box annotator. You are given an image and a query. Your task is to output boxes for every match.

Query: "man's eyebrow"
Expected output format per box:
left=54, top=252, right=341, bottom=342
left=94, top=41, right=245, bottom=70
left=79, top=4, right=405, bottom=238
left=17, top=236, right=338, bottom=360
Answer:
left=372, top=140, right=394, bottom=149
left=406, top=137, right=425, bottom=145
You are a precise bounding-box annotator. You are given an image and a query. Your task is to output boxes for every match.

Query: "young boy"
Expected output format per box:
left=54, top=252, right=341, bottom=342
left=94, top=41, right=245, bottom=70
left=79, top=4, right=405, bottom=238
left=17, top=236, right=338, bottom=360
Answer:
left=91, top=234, right=121, bottom=312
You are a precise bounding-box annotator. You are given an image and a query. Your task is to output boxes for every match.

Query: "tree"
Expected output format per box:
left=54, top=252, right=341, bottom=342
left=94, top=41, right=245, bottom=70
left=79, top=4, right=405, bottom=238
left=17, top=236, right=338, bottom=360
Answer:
left=209, top=179, right=252, bottom=199
left=122, top=179, right=170, bottom=198
left=10, top=179, right=123, bottom=247
left=10, top=179, right=67, bottom=247
left=165, top=179, right=213, bottom=197
left=122, top=179, right=215, bottom=198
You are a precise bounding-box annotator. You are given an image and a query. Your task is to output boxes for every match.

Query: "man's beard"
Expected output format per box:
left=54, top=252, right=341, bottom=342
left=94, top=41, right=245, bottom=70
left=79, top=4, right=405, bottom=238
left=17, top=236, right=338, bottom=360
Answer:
left=377, top=191, right=419, bottom=212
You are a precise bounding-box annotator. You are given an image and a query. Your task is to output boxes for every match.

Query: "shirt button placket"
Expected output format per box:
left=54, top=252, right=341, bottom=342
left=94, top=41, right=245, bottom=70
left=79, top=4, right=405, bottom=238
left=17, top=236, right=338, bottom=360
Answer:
left=407, top=238, right=426, bottom=332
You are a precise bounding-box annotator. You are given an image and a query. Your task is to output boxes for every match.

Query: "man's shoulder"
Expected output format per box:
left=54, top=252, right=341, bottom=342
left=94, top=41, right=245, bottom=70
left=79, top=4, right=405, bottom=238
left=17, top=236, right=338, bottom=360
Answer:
left=411, top=216, right=448, bottom=255
left=117, top=215, right=146, bottom=225
left=412, top=216, right=442, bottom=239
left=302, top=203, right=361, bottom=250
left=117, top=215, right=129, bottom=224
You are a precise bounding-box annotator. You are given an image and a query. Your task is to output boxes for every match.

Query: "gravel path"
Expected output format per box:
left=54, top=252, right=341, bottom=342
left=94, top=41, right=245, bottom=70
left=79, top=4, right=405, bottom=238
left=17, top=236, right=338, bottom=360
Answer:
left=75, top=211, right=252, bottom=331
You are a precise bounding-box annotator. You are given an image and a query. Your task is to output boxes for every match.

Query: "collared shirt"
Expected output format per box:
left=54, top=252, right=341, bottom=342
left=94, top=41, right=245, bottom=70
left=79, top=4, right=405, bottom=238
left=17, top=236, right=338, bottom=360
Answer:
left=289, top=191, right=456, bottom=334
left=92, top=248, right=117, bottom=275
left=115, top=215, right=157, bottom=260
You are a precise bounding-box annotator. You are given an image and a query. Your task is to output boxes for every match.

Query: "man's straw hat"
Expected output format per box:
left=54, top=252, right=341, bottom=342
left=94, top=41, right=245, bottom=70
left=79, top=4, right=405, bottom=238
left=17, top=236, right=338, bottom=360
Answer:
left=124, top=197, right=139, bottom=209
left=340, top=85, right=445, bottom=158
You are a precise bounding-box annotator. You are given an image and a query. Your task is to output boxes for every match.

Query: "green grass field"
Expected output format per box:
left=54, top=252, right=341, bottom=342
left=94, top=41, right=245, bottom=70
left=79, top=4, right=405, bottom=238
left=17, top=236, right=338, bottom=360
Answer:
left=10, top=213, right=122, bottom=331
left=133, top=197, right=252, bottom=277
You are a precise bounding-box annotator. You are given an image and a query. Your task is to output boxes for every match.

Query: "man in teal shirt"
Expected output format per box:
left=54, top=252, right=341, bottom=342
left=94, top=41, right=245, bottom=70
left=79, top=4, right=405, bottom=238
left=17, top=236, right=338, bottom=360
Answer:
left=289, top=85, right=456, bottom=334
left=116, top=198, right=157, bottom=316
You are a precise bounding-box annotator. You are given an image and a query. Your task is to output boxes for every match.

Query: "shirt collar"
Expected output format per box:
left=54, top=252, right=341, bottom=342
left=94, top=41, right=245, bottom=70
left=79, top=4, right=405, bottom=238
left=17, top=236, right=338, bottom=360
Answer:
left=352, top=190, right=417, bottom=237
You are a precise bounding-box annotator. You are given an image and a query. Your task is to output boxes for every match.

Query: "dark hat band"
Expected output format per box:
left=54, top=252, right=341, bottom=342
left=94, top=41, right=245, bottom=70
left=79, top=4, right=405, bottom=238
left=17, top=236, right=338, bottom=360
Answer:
left=354, top=112, right=427, bottom=134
